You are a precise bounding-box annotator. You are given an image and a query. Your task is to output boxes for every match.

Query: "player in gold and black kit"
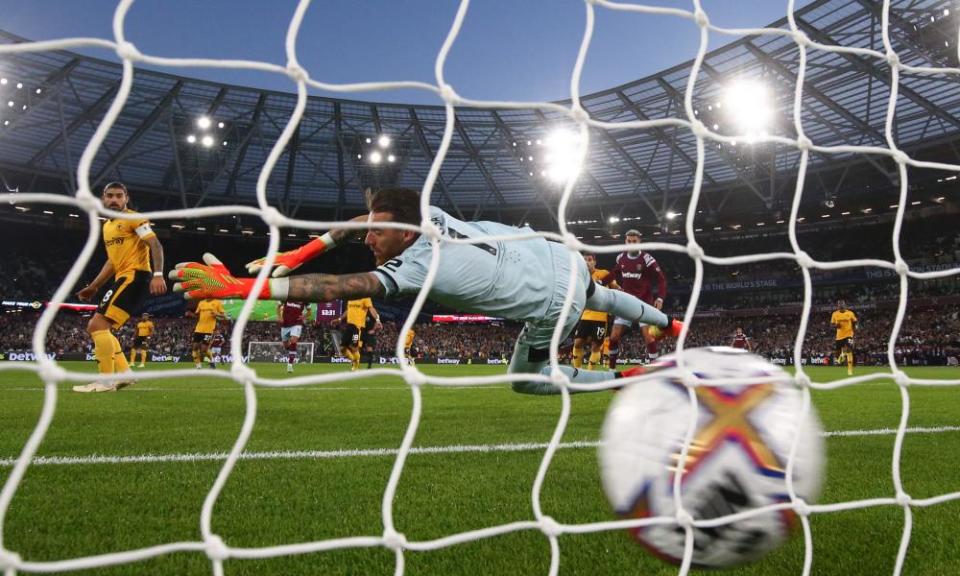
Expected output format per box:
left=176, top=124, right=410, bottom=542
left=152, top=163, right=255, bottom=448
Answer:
left=831, top=299, right=858, bottom=376
left=187, top=299, right=226, bottom=368
left=333, top=297, right=381, bottom=370
left=572, top=253, right=617, bottom=370
left=75, top=182, right=166, bottom=392
left=129, top=312, right=155, bottom=368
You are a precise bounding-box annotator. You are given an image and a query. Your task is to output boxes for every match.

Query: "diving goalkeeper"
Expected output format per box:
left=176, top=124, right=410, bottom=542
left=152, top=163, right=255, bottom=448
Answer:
left=170, top=188, right=682, bottom=393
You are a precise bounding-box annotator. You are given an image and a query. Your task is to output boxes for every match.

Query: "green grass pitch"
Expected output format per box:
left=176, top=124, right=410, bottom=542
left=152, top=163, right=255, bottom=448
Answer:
left=1, top=362, right=959, bottom=575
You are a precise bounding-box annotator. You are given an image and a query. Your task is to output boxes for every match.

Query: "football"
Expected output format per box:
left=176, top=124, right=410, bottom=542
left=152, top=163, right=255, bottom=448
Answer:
left=599, top=347, right=825, bottom=568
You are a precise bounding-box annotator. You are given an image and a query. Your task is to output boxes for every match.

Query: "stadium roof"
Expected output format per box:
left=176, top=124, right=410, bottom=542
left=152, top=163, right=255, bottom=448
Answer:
left=0, top=0, right=958, bottom=228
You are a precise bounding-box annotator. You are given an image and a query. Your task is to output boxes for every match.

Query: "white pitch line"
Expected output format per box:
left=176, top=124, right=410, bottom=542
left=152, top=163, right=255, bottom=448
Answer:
left=0, top=385, right=505, bottom=392
left=1, top=426, right=959, bottom=468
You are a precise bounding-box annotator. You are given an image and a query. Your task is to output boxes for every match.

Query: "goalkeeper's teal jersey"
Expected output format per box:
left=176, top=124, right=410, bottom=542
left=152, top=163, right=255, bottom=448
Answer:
left=373, top=207, right=587, bottom=326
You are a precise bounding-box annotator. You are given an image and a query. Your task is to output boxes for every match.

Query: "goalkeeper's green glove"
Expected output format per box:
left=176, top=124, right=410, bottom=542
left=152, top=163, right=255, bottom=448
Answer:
left=170, top=253, right=277, bottom=300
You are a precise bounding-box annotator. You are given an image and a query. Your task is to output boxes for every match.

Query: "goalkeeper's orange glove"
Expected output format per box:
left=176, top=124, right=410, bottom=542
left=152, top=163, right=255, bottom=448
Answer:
left=170, top=253, right=273, bottom=300
left=245, top=232, right=336, bottom=277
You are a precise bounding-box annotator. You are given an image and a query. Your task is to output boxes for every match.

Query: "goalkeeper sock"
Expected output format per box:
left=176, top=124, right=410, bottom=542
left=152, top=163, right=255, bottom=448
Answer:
left=111, top=334, right=131, bottom=373
left=572, top=344, right=584, bottom=368
left=587, top=285, right=668, bottom=329
left=538, top=365, right=616, bottom=390
left=92, top=330, right=115, bottom=374
left=588, top=349, right=601, bottom=369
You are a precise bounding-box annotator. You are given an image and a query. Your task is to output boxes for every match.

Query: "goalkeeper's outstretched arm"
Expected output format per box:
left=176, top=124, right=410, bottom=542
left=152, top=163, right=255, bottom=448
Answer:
left=246, top=214, right=370, bottom=277
left=171, top=253, right=384, bottom=303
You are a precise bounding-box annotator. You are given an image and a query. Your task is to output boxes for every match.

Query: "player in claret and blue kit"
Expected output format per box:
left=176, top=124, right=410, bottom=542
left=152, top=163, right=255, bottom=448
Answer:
left=607, top=229, right=667, bottom=369
left=277, top=300, right=310, bottom=373
left=170, top=188, right=684, bottom=393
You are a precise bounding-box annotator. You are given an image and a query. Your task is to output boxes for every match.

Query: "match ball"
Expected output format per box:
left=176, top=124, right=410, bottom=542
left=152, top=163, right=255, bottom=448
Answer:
left=599, top=347, right=825, bottom=568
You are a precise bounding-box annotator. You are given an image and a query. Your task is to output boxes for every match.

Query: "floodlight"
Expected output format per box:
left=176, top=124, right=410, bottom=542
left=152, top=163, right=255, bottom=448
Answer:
left=222, top=141, right=228, bottom=146
left=21, top=105, right=26, bottom=111
left=542, top=128, right=583, bottom=183
left=35, top=88, right=41, bottom=94
left=365, top=137, right=372, bottom=144
left=15, top=82, right=22, bottom=90
left=0, top=78, right=6, bottom=85
left=186, top=134, right=197, bottom=144
left=666, top=211, right=680, bottom=220
left=369, top=151, right=383, bottom=164
left=387, top=154, right=396, bottom=163
left=722, top=80, right=773, bottom=142
left=218, top=121, right=225, bottom=129
left=378, top=135, right=391, bottom=148
left=201, top=135, right=214, bottom=147
left=197, top=116, right=212, bottom=130
left=6, top=101, right=12, bottom=108
left=608, top=216, right=620, bottom=224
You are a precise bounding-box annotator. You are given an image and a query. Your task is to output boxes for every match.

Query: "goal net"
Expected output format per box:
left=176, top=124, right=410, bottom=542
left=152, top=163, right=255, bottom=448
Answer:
left=246, top=341, right=315, bottom=364
left=1, top=1, right=959, bottom=575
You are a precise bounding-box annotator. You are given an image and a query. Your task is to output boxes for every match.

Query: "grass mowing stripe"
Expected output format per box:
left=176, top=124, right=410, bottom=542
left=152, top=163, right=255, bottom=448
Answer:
left=3, top=426, right=959, bottom=468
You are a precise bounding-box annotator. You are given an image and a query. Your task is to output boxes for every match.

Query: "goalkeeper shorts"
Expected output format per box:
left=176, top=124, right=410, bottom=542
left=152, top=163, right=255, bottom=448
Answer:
left=96, top=270, right=151, bottom=327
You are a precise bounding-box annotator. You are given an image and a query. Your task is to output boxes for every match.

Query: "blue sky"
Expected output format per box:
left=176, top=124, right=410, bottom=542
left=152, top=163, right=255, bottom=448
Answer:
left=2, top=1, right=812, bottom=104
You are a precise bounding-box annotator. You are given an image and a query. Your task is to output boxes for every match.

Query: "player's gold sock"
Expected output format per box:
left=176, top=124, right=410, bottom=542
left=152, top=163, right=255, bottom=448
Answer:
left=204, top=349, right=213, bottom=362
left=111, top=334, right=131, bottom=373
left=92, top=329, right=115, bottom=374
left=572, top=344, right=584, bottom=368
left=129, top=350, right=137, bottom=365
left=140, top=350, right=147, bottom=365
left=350, top=349, right=360, bottom=369
left=588, top=350, right=601, bottom=370
left=192, top=350, right=201, bottom=364
left=847, top=353, right=854, bottom=375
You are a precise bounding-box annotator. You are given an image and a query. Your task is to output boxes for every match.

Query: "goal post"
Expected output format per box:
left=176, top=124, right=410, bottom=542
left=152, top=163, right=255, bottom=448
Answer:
left=246, top=341, right=315, bottom=364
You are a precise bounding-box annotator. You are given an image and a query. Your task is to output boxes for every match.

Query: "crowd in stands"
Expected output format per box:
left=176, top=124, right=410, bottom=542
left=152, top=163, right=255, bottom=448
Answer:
left=0, top=210, right=957, bottom=367
left=3, top=301, right=957, bottom=367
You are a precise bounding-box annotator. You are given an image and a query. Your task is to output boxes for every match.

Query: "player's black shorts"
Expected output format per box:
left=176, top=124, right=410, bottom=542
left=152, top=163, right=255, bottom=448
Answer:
left=193, top=332, right=213, bottom=344
left=575, top=320, right=607, bottom=341
left=96, top=270, right=151, bottom=327
left=133, top=335, right=150, bottom=349
left=834, top=337, right=854, bottom=352
left=341, top=324, right=360, bottom=346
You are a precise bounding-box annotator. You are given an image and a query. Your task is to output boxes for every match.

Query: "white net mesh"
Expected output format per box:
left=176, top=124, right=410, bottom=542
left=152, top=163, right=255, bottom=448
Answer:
left=1, top=0, right=960, bottom=575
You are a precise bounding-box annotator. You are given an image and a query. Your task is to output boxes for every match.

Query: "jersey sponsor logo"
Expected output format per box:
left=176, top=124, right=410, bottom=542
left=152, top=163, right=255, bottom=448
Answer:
left=104, top=237, right=125, bottom=247
left=620, top=271, right=645, bottom=279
